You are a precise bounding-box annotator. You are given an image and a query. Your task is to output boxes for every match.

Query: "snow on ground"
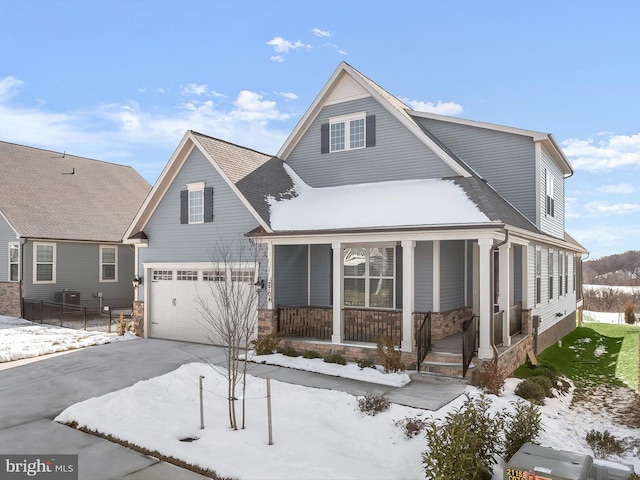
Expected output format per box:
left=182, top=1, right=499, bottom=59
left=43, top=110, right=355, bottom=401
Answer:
left=267, top=164, right=489, bottom=231
left=0, top=315, right=137, bottom=363
left=584, top=284, right=640, bottom=295
left=56, top=362, right=640, bottom=479
left=244, top=351, right=411, bottom=387
left=583, top=310, right=634, bottom=324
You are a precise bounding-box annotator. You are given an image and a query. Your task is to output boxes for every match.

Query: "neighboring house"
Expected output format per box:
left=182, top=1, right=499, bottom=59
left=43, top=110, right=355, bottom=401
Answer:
left=125, top=62, right=587, bottom=375
left=0, top=141, right=151, bottom=318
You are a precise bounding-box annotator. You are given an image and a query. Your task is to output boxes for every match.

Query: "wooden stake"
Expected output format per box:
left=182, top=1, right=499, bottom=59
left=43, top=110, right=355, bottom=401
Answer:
left=199, top=376, right=205, bottom=429
left=266, top=378, right=273, bottom=445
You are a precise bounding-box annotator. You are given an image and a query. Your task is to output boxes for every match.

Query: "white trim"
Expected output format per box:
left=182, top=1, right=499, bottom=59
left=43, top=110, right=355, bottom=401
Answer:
left=477, top=238, right=493, bottom=359
left=307, top=244, right=311, bottom=305
left=8, top=242, right=19, bottom=282
left=332, top=242, right=344, bottom=344
left=432, top=240, right=440, bottom=312
left=267, top=241, right=274, bottom=309
left=187, top=187, right=204, bottom=225
left=401, top=240, right=415, bottom=353
left=143, top=261, right=257, bottom=270
left=187, top=182, right=205, bottom=191
left=33, top=242, right=56, bottom=284
left=329, top=112, right=366, bottom=152
left=99, top=245, right=118, bottom=283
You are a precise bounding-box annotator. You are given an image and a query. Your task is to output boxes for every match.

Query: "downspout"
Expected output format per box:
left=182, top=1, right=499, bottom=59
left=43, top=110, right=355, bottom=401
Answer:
left=489, top=229, right=509, bottom=363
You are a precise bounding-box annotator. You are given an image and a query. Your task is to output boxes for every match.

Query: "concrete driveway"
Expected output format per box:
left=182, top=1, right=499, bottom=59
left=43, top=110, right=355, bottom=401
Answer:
left=0, top=338, right=466, bottom=479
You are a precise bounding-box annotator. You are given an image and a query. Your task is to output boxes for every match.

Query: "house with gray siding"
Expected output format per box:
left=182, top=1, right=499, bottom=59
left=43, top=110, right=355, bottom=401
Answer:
left=0, top=141, right=151, bottom=318
left=125, top=62, right=587, bottom=376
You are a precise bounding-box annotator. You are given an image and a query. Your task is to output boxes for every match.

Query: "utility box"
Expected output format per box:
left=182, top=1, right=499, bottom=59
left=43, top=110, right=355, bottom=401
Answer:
left=505, top=443, right=592, bottom=480
left=54, top=291, right=80, bottom=305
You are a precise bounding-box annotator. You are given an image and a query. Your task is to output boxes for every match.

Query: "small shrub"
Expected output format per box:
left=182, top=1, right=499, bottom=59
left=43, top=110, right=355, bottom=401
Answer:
left=394, top=416, right=427, bottom=439
left=116, top=317, right=133, bottom=336
left=423, top=394, right=504, bottom=480
left=585, top=429, right=625, bottom=458
left=472, top=360, right=506, bottom=395
left=302, top=350, right=322, bottom=359
left=514, top=378, right=547, bottom=405
left=529, top=364, right=559, bottom=382
left=251, top=334, right=281, bottom=355
left=503, top=400, right=542, bottom=461
left=376, top=336, right=404, bottom=373
left=324, top=353, right=346, bottom=365
left=358, top=392, right=390, bottom=416
left=277, top=345, right=300, bottom=357
left=357, top=358, right=376, bottom=370
left=628, top=474, right=640, bottom=480
left=624, top=303, right=636, bottom=325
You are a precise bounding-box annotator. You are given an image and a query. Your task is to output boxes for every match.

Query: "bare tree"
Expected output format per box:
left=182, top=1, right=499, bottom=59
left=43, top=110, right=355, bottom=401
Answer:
left=196, top=236, right=264, bottom=430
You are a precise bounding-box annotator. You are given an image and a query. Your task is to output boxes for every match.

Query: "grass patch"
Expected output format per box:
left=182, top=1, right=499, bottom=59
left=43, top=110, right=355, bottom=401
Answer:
left=514, top=323, right=640, bottom=392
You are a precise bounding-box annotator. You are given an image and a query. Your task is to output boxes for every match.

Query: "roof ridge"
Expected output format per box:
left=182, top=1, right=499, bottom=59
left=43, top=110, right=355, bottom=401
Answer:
left=0, top=139, right=138, bottom=170
left=190, top=130, right=276, bottom=158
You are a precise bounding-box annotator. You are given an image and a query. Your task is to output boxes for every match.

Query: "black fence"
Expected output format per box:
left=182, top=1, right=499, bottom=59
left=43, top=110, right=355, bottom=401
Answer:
left=23, top=299, right=133, bottom=333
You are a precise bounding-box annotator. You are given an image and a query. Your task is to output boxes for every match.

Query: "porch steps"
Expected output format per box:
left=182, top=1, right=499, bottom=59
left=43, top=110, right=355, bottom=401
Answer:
left=419, top=350, right=472, bottom=378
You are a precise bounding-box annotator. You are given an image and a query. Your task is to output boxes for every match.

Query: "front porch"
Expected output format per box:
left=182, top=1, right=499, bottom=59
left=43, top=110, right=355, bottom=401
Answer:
left=257, top=234, right=533, bottom=377
left=258, top=302, right=528, bottom=376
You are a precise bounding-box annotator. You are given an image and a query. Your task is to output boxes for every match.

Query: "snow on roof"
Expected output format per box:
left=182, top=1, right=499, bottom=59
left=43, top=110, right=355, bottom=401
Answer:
left=267, top=165, right=490, bottom=231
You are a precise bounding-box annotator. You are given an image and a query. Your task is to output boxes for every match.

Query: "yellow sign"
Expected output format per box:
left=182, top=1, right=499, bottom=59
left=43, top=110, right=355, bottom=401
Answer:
left=505, top=468, right=551, bottom=480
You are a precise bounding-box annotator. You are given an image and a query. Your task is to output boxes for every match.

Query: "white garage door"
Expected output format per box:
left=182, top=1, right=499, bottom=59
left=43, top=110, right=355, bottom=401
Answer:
left=148, top=266, right=257, bottom=346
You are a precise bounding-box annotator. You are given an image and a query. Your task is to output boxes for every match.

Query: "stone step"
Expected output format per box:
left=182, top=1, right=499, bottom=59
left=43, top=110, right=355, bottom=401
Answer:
left=423, top=350, right=463, bottom=364
left=419, top=360, right=473, bottom=378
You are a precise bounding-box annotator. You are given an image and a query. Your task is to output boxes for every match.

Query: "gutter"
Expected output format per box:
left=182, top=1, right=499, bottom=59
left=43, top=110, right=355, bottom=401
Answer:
left=489, top=229, right=509, bottom=362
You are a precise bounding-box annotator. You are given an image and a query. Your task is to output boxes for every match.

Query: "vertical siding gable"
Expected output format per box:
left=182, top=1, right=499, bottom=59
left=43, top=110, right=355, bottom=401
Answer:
left=415, top=118, right=537, bottom=224
left=287, top=97, right=456, bottom=187
left=540, top=147, right=565, bottom=239
left=140, top=147, right=260, bottom=265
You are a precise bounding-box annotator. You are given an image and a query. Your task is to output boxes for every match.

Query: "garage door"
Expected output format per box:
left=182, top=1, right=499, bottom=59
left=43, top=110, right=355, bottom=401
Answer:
left=148, top=266, right=258, bottom=346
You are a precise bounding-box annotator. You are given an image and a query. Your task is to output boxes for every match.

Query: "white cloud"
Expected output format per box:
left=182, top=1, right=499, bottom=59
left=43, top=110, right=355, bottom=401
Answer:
left=267, top=36, right=311, bottom=61
left=401, top=97, right=464, bottom=116
left=564, top=195, right=581, bottom=219
left=233, top=90, right=290, bottom=122
left=596, top=183, right=637, bottom=194
left=584, top=201, right=640, bottom=215
left=312, top=28, right=330, bottom=38
left=338, top=49, right=348, bottom=55
left=562, top=134, right=640, bottom=171
left=156, top=87, right=166, bottom=94
left=0, top=76, right=24, bottom=100
left=180, top=83, right=208, bottom=96
left=325, top=43, right=347, bottom=55
left=278, top=91, right=298, bottom=100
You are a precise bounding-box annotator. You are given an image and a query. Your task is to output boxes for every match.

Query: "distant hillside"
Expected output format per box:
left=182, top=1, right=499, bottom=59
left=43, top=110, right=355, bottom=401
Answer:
left=584, top=250, right=640, bottom=286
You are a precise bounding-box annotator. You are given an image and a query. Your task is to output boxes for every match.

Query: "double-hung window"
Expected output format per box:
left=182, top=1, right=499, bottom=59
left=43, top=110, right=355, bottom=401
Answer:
left=565, top=254, right=569, bottom=295
left=558, top=252, right=564, bottom=296
left=545, top=169, right=555, bottom=217
left=535, top=248, right=542, bottom=305
left=8, top=242, right=19, bottom=282
left=330, top=113, right=366, bottom=152
left=548, top=250, right=554, bottom=300
left=188, top=182, right=204, bottom=224
left=100, top=245, right=118, bottom=282
left=34, top=242, right=56, bottom=283
left=343, top=246, right=395, bottom=309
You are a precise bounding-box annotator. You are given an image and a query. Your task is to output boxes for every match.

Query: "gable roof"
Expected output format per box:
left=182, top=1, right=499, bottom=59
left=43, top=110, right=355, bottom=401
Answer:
left=0, top=141, right=151, bottom=242
left=125, top=131, right=291, bottom=239
left=276, top=62, right=472, bottom=178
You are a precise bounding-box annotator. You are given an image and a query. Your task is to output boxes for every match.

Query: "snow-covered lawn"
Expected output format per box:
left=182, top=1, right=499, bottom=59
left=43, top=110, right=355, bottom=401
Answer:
left=56, top=362, right=640, bottom=479
left=245, top=351, right=411, bottom=387
left=0, top=315, right=135, bottom=363
left=584, top=310, right=634, bottom=324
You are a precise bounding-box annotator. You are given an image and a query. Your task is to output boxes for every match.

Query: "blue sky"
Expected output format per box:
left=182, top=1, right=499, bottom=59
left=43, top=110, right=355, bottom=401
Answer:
left=1, top=0, right=638, bottom=260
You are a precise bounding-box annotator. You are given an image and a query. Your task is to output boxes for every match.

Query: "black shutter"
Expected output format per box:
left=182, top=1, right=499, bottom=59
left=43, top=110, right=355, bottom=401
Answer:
left=366, top=115, right=376, bottom=147
left=204, top=187, right=214, bottom=223
left=320, top=123, right=329, bottom=154
left=180, top=190, right=188, bottom=224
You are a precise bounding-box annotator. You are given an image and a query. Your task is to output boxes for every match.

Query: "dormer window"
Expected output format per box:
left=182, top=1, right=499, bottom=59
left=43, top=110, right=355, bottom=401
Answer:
left=545, top=168, right=555, bottom=217
left=321, top=113, right=376, bottom=153
left=180, top=182, right=214, bottom=224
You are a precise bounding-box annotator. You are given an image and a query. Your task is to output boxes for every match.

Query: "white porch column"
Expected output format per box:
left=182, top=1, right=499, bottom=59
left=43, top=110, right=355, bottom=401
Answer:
left=401, top=241, right=415, bottom=353
left=331, top=243, right=344, bottom=344
left=432, top=240, right=440, bottom=312
left=266, top=241, right=274, bottom=310
left=478, top=238, right=493, bottom=359
left=499, top=241, right=511, bottom=346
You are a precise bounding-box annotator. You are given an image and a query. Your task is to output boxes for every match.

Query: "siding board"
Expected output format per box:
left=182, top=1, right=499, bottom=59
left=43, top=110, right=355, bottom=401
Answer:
left=287, top=97, right=456, bottom=187
left=310, top=244, right=331, bottom=306
left=440, top=240, right=465, bottom=311
left=540, top=146, right=565, bottom=238
left=274, top=245, right=308, bottom=306
left=414, top=241, right=433, bottom=311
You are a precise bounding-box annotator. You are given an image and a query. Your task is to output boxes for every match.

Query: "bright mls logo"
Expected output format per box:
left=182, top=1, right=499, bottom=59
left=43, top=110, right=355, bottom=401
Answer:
left=1, top=455, right=78, bottom=479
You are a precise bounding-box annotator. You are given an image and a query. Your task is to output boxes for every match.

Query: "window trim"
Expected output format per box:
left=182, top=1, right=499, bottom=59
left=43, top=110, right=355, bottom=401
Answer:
left=329, top=112, right=366, bottom=153
left=548, top=249, right=554, bottom=301
left=99, top=245, right=118, bottom=282
left=187, top=182, right=205, bottom=224
left=8, top=242, right=19, bottom=282
left=343, top=246, right=396, bottom=309
left=545, top=168, right=555, bottom=217
left=33, top=242, right=56, bottom=284
left=558, top=252, right=564, bottom=297
left=535, top=247, right=542, bottom=305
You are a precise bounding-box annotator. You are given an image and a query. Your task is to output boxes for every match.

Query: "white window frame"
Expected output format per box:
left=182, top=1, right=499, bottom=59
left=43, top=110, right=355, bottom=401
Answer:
left=99, top=245, right=118, bottom=282
left=558, top=252, right=564, bottom=297
left=343, top=245, right=395, bottom=309
left=329, top=112, right=366, bottom=153
left=548, top=249, right=554, bottom=301
left=535, top=247, right=542, bottom=305
left=33, top=242, right=56, bottom=284
left=8, top=242, right=19, bottom=282
left=545, top=169, right=555, bottom=217
left=187, top=182, right=205, bottom=224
